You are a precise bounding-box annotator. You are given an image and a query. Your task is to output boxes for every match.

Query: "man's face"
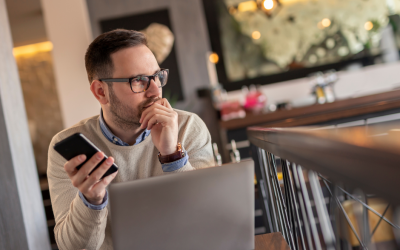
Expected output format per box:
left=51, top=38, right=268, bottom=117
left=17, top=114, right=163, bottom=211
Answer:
left=106, top=45, right=162, bottom=130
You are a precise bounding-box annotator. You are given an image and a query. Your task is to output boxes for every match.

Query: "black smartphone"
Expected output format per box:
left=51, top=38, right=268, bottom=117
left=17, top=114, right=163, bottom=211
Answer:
left=53, top=133, right=118, bottom=179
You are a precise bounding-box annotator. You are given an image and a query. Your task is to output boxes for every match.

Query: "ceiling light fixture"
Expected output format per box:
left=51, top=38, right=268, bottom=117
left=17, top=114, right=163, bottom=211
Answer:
left=263, top=0, right=274, bottom=10
left=258, top=0, right=282, bottom=18
left=229, top=0, right=282, bottom=19
left=13, top=41, right=53, bottom=57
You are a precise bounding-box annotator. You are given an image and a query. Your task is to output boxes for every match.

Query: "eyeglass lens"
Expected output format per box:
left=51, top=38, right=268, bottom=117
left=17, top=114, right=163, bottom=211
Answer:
left=130, top=70, right=168, bottom=92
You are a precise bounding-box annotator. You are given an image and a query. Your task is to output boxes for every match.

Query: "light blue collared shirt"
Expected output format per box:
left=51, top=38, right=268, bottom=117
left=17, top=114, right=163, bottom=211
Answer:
left=79, top=110, right=188, bottom=210
left=99, top=110, right=152, bottom=146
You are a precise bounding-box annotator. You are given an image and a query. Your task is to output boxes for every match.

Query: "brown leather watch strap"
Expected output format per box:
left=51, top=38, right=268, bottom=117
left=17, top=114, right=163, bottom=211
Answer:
left=158, top=142, right=184, bottom=164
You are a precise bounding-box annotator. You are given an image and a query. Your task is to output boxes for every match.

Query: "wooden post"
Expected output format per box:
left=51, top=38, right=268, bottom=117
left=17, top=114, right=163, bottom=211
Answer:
left=0, top=0, right=51, bottom=249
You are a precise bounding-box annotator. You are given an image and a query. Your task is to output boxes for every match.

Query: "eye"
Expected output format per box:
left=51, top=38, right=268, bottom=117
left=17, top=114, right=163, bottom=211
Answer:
left=131, top=78, right=142, bottom=86
left=131, top=77, right=148, bottom=88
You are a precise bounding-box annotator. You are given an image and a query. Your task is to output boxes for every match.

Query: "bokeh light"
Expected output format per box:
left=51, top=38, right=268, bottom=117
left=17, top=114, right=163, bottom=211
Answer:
left=263, top=0, right=274, bottom=10
left=209, top=52, right=219, bottom=64
left=252, top=31, right=261, bottom=40
left=321, top=18, right=331, bottom=28
left=365, top=21, right=374, bottom=31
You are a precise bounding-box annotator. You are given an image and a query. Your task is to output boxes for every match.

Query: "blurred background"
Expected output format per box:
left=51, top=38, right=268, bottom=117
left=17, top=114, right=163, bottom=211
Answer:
left=7, top=0, right=400, bottom=175
left=4, top=0, right=400, bottom=249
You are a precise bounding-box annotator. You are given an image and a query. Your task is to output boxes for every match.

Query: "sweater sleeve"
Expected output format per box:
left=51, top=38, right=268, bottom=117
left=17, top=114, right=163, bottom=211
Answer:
left=47, top=134, right=108, bottom=250
left=170, top=113, right=215, bottom=173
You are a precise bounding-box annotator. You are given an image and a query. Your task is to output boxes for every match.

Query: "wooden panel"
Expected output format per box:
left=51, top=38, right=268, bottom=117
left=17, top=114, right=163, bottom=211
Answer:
left=220, top=89, right=400, bottom=130
left=255, top=233, right=290, bottom=250
left=0, top=0, right=50, bottom=249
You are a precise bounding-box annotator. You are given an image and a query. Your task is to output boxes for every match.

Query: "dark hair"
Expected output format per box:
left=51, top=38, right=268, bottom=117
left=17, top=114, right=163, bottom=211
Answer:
left=85, top=29, right=147, bottom=84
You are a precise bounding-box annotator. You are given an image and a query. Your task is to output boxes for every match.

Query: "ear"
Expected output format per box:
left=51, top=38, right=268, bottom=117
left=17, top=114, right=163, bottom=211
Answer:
left=90, top=80, right=109, bottom=105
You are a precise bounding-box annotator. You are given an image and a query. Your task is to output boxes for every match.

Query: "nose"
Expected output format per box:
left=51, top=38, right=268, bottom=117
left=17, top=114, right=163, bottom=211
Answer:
left=145, top=78, right=161, bottom=98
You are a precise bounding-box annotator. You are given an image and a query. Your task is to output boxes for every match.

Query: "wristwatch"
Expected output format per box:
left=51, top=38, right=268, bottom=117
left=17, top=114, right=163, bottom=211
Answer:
left=158, top=142, right=185, bottom=164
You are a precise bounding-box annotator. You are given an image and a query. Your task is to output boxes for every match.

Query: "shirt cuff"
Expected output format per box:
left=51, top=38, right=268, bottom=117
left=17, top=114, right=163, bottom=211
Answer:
left=161, top=150, right=189, bottom=172
left=79, top=190, right=108, bottom=210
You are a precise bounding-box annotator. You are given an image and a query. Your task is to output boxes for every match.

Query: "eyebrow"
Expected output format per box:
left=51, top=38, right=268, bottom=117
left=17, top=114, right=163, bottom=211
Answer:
left=129, top=68, right=161, bottom=79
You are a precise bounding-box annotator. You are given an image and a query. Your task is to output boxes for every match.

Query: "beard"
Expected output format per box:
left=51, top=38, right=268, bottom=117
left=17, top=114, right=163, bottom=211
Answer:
left=108, top=85, right=160, bottom=130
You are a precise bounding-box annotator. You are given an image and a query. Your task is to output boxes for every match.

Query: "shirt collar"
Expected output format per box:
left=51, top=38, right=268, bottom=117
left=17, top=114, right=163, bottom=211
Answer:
left=99, top=109, right=150, bottom=146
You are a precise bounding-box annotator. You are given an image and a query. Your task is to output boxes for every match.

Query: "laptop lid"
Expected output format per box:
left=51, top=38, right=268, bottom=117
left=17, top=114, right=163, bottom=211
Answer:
left=109, top=160, right=255, bottom=250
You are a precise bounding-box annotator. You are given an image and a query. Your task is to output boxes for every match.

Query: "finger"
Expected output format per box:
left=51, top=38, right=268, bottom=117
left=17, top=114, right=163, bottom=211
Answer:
left=71, top=152, right=104, bottom=187
left=152, top=102, right=173, bottom=112
left=140, top=103, right=173, bottom=123
left=146, top=114, right=171, bottom=130
left=140, top=108, right=172, bottom=129
left=147, top=114, right=170, bottom=130
left=92, top=170, right=118, bottom=192
left=141, top=103, right=178, bottom=129
left=79, top=157, right=115, bottom=192
left=162, top=98, right=173, bottom=109
left=140, top=108, right=171, bottom=129
left=64, top=154, right=86, bottom=178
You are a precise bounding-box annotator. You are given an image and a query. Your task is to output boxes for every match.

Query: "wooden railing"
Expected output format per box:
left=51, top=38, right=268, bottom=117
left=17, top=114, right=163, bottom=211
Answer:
left=248, top=125, right=400, bottom=250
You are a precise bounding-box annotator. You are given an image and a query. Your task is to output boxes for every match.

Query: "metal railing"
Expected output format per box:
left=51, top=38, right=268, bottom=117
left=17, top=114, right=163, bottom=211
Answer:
left=248, top=126, right=400, bottom=250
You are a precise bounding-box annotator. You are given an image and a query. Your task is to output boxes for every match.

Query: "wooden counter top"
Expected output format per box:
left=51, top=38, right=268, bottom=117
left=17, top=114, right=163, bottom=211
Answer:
left=254, top=233, right=290, bottom=250
left=220, top=89, right=400, bottom=130
left=247, top=124, right=400, bottom=205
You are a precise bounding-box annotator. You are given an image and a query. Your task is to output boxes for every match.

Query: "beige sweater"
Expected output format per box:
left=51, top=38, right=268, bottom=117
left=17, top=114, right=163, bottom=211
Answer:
left=47, top=109, right=215, bottom=250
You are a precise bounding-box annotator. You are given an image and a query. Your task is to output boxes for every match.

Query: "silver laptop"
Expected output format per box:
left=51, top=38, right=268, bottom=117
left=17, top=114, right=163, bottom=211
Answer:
left=109, top=160, right=255, bottom=250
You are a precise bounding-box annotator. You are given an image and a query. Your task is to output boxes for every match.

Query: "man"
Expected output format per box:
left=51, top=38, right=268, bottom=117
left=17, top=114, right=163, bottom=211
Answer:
left=47, top=29, right=215, bottom=250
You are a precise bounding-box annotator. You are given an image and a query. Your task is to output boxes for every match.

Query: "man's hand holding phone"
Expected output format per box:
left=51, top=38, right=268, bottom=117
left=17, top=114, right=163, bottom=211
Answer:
left=64, top=152, right=118, bottom=205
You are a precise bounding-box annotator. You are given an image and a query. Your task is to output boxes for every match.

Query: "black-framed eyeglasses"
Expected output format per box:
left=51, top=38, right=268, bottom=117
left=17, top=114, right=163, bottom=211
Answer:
left=99, top=68, right=169, bottom=93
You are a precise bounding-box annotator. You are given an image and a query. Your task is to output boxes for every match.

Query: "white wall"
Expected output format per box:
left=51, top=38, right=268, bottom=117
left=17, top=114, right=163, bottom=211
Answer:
left=40, top=0, right=99, bottom=128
